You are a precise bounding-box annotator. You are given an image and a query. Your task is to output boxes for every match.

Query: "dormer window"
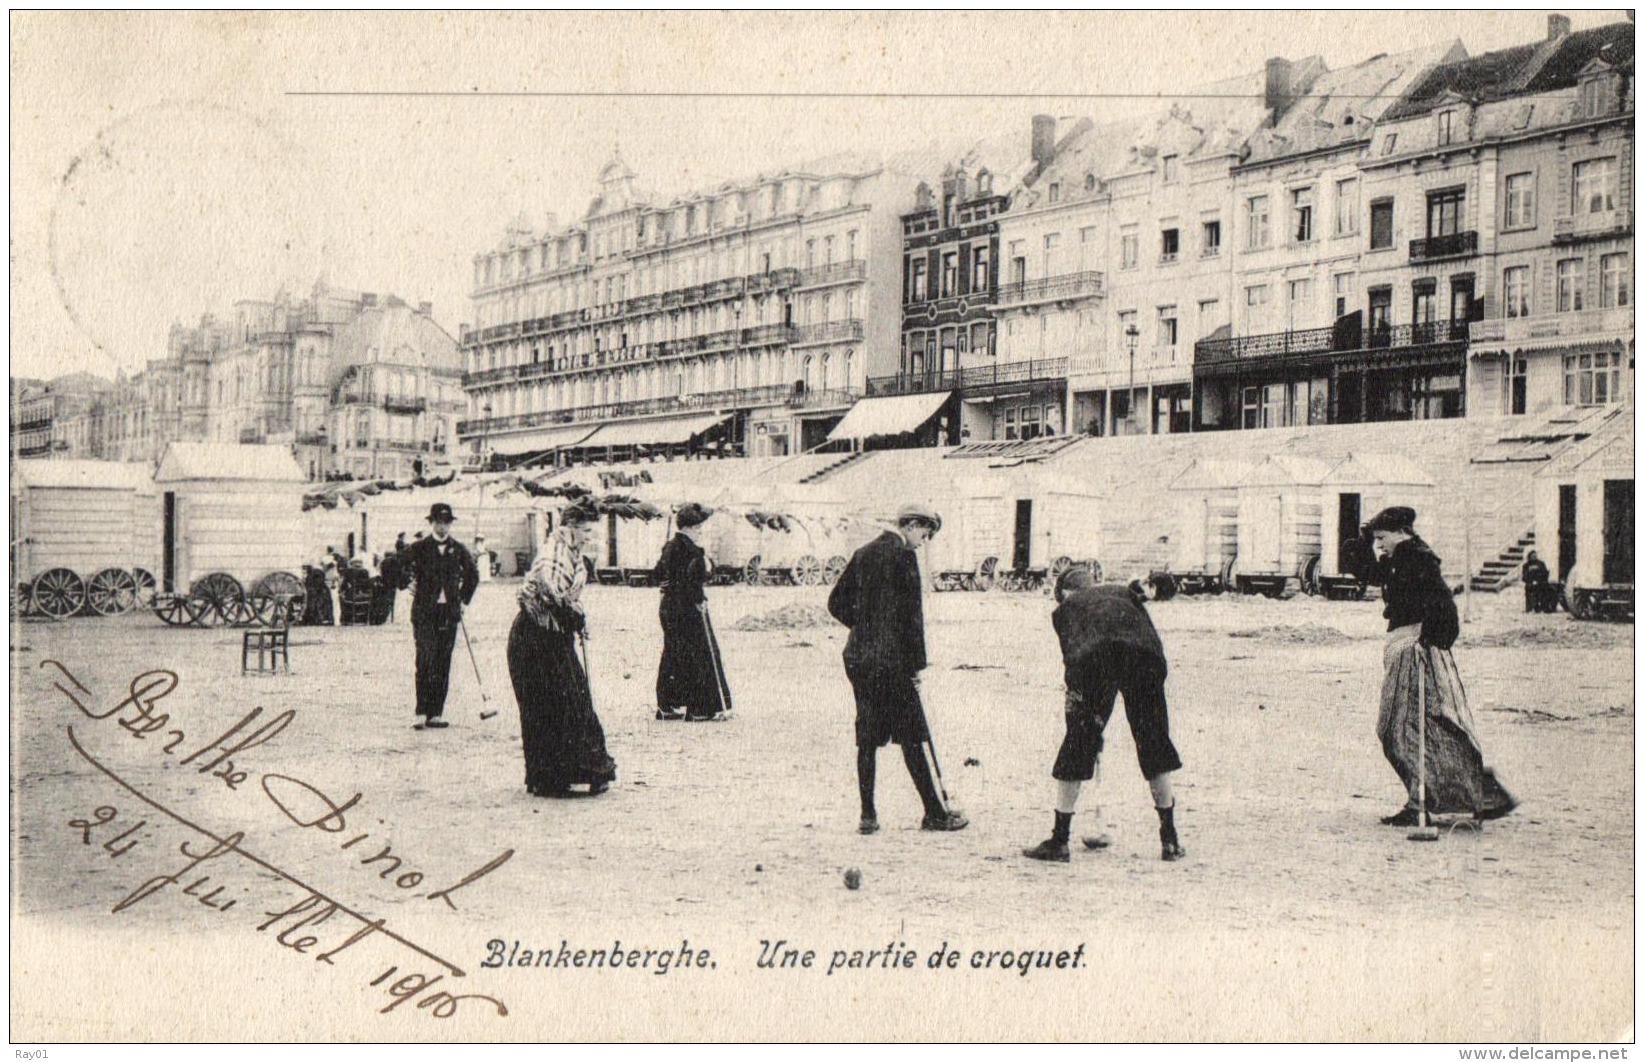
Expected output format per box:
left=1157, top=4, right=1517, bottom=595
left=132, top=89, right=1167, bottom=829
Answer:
left=1580, top=77, right=1606, bottom=118
left=1162, top=154, right=1178, bottom=183
left=1048, top=182, right=1061, bottom=204
left=1437, top=110, right=1455, bottom=146
left=1085, top=173, right=1097, bottom=192
left=1381, top=132, right=1398, bottom=157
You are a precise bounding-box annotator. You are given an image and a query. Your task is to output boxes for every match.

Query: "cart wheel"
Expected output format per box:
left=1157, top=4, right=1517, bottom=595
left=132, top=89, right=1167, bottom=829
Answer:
left=1150, top=573, right=1179, bottom=601
left=1569, top=589, right=1597, bottom=621
left=1219, top=556, right=1236, bottom=594
left=219, top=596, right=259, bottom=627
left=31, top=568, right=86, bottom=619
left=794, top=555, right=821, bottom=586
left=191, top=572, right=243, bottom=622
left=744, top=556, right=762, bottom=587
left=974, top=557, right=999, bottom=592
left=87, top=567, right=140, bottom=616
left=823, top=555, right=847, bottom=585
left=252, top=571, right=304, bottom=601
left=130, top=567, right=157, bottom=607
left=151, top=593, right=202, bottom=627
left=1049, top=556, right=1073, bottom=584
left=1301, top=557, right=1321, bottom=596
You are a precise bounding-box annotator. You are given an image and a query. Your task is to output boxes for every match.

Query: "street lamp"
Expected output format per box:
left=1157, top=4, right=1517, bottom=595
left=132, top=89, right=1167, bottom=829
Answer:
left=1124, top=323, right=1139, bottom=433
left=481, top=401, right=493, bottom=468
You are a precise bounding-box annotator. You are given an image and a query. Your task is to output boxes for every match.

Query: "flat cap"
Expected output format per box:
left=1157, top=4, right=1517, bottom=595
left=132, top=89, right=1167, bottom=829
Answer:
left=895, top=502, right=943, bottom=533
left=1364, top=505, right=1418, bottom=533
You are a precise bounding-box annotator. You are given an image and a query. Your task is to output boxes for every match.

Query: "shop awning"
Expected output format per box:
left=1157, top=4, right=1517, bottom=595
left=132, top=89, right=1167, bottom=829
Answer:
left=494, top=422, right=601, bottom=454
left=577, top=412, right=731, bottom=449
left=827, top=392, right=951, bottom=441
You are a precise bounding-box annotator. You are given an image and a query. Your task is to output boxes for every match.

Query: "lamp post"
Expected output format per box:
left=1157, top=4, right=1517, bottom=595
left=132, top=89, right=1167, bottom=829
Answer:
left=1124, top=322, right=1139, bottom=435
left=481, top=401, right=492, bottom=469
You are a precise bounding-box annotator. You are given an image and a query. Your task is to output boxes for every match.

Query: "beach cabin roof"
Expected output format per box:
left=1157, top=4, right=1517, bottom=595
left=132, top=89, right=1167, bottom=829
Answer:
left=1236, top=455, right=1332, bottom=489
left=1536, top=411, right=1635, bottom=480
left=154, top=442, right=306, bottom=484
left=1170, top=459, right=1255, bottom=492
left=13, top=460, right=151, bottom=491
left=1322, top=452, right=1436, bottom=487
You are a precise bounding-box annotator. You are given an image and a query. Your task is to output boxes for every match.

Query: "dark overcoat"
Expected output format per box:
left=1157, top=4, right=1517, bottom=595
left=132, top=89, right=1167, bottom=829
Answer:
left=1368, top=535, right=1459, bottom=649
left=654, top=533, right=732, bottom=717
left=827, top=531, right=926, bottom=676
left=398, top=535, right=480, bottom=621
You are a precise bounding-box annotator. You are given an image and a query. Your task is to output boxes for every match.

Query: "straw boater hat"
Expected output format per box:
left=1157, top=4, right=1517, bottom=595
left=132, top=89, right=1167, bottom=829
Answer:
left=896, top=502, right=942, bottom=533
left=1364, top=506, right=1418, bottom=534
left=675, top=502, right=714, bottom=529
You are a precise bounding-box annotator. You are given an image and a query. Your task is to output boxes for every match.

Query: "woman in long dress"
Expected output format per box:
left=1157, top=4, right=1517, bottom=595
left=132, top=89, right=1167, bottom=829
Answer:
left=653, top=502, right=733, bottom=722
left=507, top=499, right=616, bottom=796
left=1364, top=506, right=1515, bottom=825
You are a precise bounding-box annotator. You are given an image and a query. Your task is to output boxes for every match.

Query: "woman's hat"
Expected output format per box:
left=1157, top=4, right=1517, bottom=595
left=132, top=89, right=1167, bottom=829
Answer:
left=895, top=502, right=943, bottom=533
left=675, top=502, right=714, bottom=528
left=561, top=498, right=601, bottom=525
left=1364, top=505, right=1417, bottom=534
left=426, top=502, right=457, bottom=523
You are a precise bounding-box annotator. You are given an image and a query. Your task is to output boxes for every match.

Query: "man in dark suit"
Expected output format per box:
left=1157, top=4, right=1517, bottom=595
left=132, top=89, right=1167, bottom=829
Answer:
left=398, top=502, right=480, bottom=730
left=827, top=503, right=967, bottom=835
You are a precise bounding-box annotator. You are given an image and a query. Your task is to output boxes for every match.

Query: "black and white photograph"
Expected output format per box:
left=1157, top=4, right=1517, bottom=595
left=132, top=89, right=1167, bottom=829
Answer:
left=7, top=9, right=1636, bottom=1046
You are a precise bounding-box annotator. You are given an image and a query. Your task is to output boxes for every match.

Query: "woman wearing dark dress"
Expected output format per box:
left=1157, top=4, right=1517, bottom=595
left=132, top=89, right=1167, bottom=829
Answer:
left=654, top=503, right=733, bottom=722
left=507, top=499, right=616, bottom=796
left=1364, top=506, right=1515, bottom=826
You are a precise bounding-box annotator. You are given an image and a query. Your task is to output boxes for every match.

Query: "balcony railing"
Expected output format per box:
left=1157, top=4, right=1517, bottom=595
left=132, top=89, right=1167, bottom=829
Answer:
left=1195, top=324, right=1337, bottom=364
left=798, top=260, right=867, bottom=287
left=295, top=431, right=329, bottom=446
left=1409, top=230, right=1478, bottom=262
left=1553, top=208, right=1633, bottom=244
left=374, top=440, right=434, bottom=452
left=995, top=271, right=1105, bottom=307
left=383, top=397, right=428, bottom=415
left=1195, top=320, right=1468, bottom=366
left=866, top=357, right=1068, bottom=397
left=791, top=320, right=865, bottom=346
left=457, top=381, right=860, bottom=438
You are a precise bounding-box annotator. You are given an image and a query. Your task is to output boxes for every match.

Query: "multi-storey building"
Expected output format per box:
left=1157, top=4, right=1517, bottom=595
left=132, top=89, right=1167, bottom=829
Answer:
left=11, top=380, right=54, bottom=458
left=879, top=117, right=1087, bottom=445
left=458, top=151, right=919, bottom=464
left=1465, top=19, right=1635, bottom=420
left=1194, top=42, right=1463, bottom=430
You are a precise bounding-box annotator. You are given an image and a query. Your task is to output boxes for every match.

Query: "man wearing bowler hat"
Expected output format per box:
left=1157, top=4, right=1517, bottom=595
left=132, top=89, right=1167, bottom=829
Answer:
left=398, top=502, right=481, bottom=730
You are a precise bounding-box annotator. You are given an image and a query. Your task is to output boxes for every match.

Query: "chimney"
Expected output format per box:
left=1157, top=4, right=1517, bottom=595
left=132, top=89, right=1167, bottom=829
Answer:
left=1031, top=114, right=1057, bottom=170
left=1548, top=13, right=1571, bottom=40
left=417, top=301, right=433, bottom=316
left=1265, top=57, right=1294, bottom=117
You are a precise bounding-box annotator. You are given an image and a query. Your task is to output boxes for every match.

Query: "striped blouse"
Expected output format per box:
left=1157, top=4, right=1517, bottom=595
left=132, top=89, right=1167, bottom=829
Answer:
left=519, top=527, right=587, bottom=633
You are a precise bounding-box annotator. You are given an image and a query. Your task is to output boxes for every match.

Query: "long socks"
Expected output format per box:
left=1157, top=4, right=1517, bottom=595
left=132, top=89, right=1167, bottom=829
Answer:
left=856, top=746, right=877, bottom=820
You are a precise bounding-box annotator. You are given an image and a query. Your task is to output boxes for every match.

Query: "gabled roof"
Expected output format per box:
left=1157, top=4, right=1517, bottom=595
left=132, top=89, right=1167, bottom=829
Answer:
left=1171, top=458, right=1255, bottom=491
left=14, top=460, right=152, bottom=491
left=154, top=442, right=306, bottom=484
left=1238, top=455, right=1332, bottom=488
left=1385, top=21, right=1634, bottom=120
left=1323, top=452, right=1436, bottom=487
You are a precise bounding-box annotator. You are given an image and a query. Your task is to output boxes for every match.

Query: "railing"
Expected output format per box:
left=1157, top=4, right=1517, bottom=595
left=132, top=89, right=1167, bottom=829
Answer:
left=866, top=357, right=1068, bottom=397
left=1195, top=320, right=1469, bottom=366
left=456, top=379, right=855, bottom=438
left=995, top=270, right=1105, bottom=306
left=798, top=260, right=867, bottom=287
left=374, top=440, right=433, bottom=452
left=295, top=431, right=328, bottom=446
left=383, top=397, right=428, bottom=414
left=1409, top=230, right=1478, bottom=262
left=1470, top=305, right=1633, bottom=346
left=1553, top=208, right=1633, bottom=243
left=791, top=320, right=865, bottom=345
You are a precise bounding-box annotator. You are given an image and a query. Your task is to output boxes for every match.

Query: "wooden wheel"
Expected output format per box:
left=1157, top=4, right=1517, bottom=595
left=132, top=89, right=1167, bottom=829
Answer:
left=974, top=557, right=999, bottom=592
left=252, top=571, right=303, bottom=600
left=191, top=572, right=243, bottom=623
left=1049, top=556, right=1074, bottom=583
left=31, top=568, right=85, bottom=619
left=87, top=567, right=140, bottom=616
left=794, top=554, right=821, bottom=586
left=130, top=567, right=157, bottom=607
left=744, top=556, right=762, bottom=587
left=823, top=555, right=847, bottom=584
left=151, top=593, right=204, bottom=627
left=1569, top=589, right=1597, bottom=621
left=219, top=596, right=260, bottom=627
left=252, top=592, right=304, bottom=626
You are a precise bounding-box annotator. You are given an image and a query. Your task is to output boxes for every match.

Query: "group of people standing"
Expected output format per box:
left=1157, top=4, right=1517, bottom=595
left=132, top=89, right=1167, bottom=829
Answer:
left=393, top=493, right=1516, bottom=857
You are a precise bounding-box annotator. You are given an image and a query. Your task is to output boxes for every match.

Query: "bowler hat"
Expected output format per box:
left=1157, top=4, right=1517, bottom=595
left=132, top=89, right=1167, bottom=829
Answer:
left=426, top=502, right=457, bottom=523
left=895, top=502, right=943, bottom=533
left=675, top=502, right=714, bottom=529
left=1364, top=505, right=1417, bottom=534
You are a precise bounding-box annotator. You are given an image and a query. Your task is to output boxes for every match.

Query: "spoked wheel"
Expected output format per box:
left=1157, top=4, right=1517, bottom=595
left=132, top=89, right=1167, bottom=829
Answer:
left=744, top=556, right=762, bottom=587
left=152, top=593, right=205, bottom=627
left=1049, top=556, right=1074, bottom=585
left=251, top=592, right=304, bottom=626
left=191, top=572, right=243, bottom=625
left=218, top=596, right=260, bottom=627
left=974, top=557, right=999, bottom=592
left=252, top=571, right=303, bottom=601
left=130, top=567, right=158, bottom=608
left=823, top=555, right=847, bottom=585
left=87, top=567, right=140, bottom=616
left=31, top=568, right=86, bottom=619
left=794, top=554, right=821, bottom=586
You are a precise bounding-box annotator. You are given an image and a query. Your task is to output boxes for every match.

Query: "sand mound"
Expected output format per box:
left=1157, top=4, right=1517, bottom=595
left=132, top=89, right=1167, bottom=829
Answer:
left=1465, top=624, right=1632, bottom=649
left=732, top=603, right=839, bottom=632
left=1229, top=623, right=1359, bottom=646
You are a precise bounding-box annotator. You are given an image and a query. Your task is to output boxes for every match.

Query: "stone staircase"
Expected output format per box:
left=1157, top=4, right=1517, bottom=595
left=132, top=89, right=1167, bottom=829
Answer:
left=1470, top=528, right=1536, bottom=593
left=800, top=451, right=868, bottom=485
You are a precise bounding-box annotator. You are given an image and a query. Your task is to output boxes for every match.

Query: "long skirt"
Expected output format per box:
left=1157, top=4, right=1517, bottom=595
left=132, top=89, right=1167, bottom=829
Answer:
left=1376, top=624, right=1515, bottom=817
left=655, top=601, right=732, bottom=719
left=507, top=611, right=616, bottom=793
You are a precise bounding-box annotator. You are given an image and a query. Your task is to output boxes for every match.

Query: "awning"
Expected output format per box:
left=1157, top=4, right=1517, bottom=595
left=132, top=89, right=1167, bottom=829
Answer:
left=493, top=422, right=600, bottom=453
left=577, top=412, right=731, bottom=449
left=827, top=392, right=951, bottom=441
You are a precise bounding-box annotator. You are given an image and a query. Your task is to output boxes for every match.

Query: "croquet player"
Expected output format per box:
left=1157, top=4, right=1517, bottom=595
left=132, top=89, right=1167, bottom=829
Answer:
left=827, top=502, right=967, bottom=834
left=399, top=502, right=480, bottom=730
left=1024, top=566, right=1185, bottom=863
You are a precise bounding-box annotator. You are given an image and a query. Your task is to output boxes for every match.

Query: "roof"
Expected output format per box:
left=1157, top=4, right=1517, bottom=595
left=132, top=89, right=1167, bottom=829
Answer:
left=154, top=442, right=306, bottom=484
left=1238, top=455, right=1332, bottom=488
left=1535, top=406, right=1635, bottom=479
left=1322, top=452, right=1437, bottom=487
left=1385, top=21, right=1634, bottom=120
left=14, top=460, right=152, bottom=491
left=1171, top=458, right=1255, bottom=491
left=329, top=302, right=461, bottom=385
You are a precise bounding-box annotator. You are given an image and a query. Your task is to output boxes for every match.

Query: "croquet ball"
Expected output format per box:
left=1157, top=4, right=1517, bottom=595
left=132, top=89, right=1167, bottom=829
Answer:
left=755, top=864, right=764, bottom=872
left=844, top=868, right=862, bottom=890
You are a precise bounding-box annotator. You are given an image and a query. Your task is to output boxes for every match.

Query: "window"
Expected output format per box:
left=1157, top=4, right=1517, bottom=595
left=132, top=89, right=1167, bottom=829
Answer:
left=970, top=322, right=991, bottom=358
left=846, top=230, right=858, bottom=261
left=1503, top=266, right=1531, bottom=318
left=1564, top=351, right=1625, bottom=406
left=909, top=258, right=927, bottom=302
left=1437, top=110, right=1455, bottom=146
left=806, top=239, right=816, bottom=267
left=1002, top=405, right=1017, bottom=441
left=1043, top=232, right=1061, bottom=267
left=1160, top=227, right=1179, bottom=262
left=1427, top=188, right=1465, bottom=238
left=1048, top=183, right=1061, bottom=204
left=1197, top=298, right=1220, bottom=336
left=1201, top=219, right=1221, bottom=256
left=1557, top=258, right=1585, bottom=312
left=1245, top=285, right=1269, bottom=307
left=1368, top=287, right=1392, bottom=341
left=1580, top=78, right=1604, bottom=118
left=1117, top=310, right=1138, bottom=349
left=1381, top=132, right=1398, bottom=156
left=1333, top=272, right=1355, bottom=319
left=972, top=246, right=990, bottom=291
left=1161, top=155, right=1178, bottom=183
left=1601, top=254, right=1630, bottom=308
left=1120, top=227, right=1138, bottom=269
left=1291, top=187, right=1314, bottom=243
left=941, top=252, right=958, bottom=297
left=1334, top=178, right=1359, bottom=236
left=1247, top=195, right=1271, bottom=250
left=1505, top=356, right=1528, bottom=416
left=1156, top=307, right=1179, bottom=348
left=1369, top=199, right=1394, bottom=250
left=1287, top=279, right=1312, bottom=327
left=1505, top=173, right=1535, bottom=228
left=1572, top=158, right=1617, bottom=214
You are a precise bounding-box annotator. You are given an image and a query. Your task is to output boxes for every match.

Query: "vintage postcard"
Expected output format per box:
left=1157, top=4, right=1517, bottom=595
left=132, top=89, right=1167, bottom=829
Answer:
left=8, top=9, right=1635, bottom=1045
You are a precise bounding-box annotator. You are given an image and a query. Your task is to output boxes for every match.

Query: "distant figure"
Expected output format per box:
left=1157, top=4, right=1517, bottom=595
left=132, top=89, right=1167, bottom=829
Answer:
left=398, top=504, right=480, bottom=731
left=1521, top=550, right=1551, bottom=613
left=653, top=503, right=732, bottom=722
left=323, top=547, right=344, bottom=626
left=1363, top=507, right=1515, bottom=826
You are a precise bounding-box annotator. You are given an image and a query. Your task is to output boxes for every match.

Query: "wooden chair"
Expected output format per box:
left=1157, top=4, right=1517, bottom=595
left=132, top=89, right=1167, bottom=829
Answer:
left=242, top=595, right=293, bottom=674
